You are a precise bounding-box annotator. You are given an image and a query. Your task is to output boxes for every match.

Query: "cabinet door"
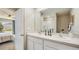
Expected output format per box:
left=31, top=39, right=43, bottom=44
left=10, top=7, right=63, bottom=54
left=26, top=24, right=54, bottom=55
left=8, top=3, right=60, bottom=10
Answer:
left=34, top=43, right=43, bottom=50
left=27, top=37, right=34, bottom=50
left=33, top=38, right=43, bottom=50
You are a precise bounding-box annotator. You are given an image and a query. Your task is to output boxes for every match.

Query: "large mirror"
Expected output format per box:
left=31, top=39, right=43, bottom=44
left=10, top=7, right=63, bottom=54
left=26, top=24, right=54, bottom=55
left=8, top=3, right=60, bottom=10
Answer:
left=40, top=8, right=75, bottom=34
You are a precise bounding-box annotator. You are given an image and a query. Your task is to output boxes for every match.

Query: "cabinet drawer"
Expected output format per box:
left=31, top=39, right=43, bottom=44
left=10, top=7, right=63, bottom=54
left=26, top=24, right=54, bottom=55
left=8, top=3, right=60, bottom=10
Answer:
left=44, top=40, right=79, bottom=50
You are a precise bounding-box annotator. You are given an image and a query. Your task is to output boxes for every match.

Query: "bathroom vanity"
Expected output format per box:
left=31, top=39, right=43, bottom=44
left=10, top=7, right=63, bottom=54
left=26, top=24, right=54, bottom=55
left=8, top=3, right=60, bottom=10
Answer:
left=26, top=33, right=79, bottom=50
left=25, top=8, right=79, bottom=50
left=15, top=8, right=79, bottom=50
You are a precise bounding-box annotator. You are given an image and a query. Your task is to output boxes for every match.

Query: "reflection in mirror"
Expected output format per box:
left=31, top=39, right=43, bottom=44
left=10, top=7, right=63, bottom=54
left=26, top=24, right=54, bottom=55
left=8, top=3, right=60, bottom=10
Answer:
left=56, top=11, right=73, bottom=33
left=40, top=8, right=75, bottom=35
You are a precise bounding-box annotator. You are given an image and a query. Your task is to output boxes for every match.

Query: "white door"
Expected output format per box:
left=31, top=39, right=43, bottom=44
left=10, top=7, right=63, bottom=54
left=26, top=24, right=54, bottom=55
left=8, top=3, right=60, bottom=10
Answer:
left=15, top=9, right=25, bottom=50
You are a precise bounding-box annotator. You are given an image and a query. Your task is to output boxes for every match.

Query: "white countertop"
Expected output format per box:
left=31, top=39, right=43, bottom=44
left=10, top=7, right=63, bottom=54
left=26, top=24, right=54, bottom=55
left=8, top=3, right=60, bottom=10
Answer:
left=27, top=33, right=79, bottom=46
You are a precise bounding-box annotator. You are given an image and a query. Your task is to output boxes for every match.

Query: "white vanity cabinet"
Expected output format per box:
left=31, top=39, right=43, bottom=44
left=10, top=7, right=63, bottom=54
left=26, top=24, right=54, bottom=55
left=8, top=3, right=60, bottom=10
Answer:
left=33, top=38, right=43, bottom=50
left=27, top=34, right=79, bottom=50
left=27, top=36, right=44, bottom=50
left=44, top=40, right=79, bottom=50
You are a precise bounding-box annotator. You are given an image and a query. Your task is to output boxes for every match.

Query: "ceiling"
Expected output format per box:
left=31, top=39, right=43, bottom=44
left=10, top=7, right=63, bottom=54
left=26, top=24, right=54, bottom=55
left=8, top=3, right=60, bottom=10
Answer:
left=40, top=8, right=72, bottom=16
left=0, top=8, right=72, bottom=19
left=0, top=8, right=19, bottom=19
left=8, top=8, right=19, bottom=11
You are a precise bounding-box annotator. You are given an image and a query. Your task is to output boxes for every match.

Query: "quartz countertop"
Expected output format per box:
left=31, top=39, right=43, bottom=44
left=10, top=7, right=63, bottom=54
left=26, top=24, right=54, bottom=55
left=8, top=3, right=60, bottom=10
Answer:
left=27, top=33, right=79, bottom=47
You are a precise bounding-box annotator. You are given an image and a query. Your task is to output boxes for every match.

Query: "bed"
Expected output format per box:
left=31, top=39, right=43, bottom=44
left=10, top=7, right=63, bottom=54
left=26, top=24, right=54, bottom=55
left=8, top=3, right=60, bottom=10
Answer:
left=0, top=33, right=14, bottom=43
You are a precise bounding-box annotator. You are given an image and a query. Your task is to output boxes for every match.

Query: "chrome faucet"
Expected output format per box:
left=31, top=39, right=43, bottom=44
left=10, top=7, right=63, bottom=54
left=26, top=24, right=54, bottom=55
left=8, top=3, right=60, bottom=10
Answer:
left=44, top=29, right=53, bottom=36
